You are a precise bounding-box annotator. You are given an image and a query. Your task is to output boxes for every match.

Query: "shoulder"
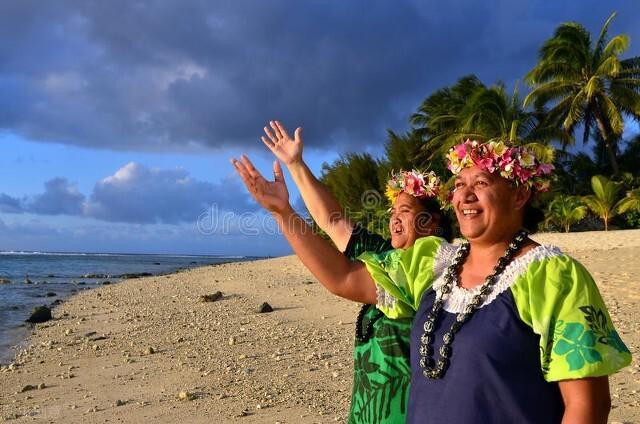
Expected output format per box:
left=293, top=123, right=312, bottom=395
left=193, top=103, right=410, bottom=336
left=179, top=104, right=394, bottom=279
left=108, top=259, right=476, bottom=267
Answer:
left=517, top=245, right=595, bottom=290
left=401, top=236, right=455, bottom=271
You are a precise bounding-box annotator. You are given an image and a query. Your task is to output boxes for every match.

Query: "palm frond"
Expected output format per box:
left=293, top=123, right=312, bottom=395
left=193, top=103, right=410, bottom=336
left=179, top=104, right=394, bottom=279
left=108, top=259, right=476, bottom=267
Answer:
left=593, top=12, right=618, bottom=61
left=617, top=188, right=640, bottom=213
left=563, top=89, right=587, bottom=130
left=598, top=94, right=624, bottom=135
left=585, top=76, right=603, bottom=100
left=523, top=80, right=578, bottom=109
left=595, top=55, right=621, bottom=77
left=602, top=34, right=630, bottom=58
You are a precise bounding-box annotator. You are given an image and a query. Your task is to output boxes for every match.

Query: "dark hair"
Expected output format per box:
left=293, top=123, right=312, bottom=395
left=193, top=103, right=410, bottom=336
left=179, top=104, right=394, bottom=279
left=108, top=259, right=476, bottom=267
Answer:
left=522, top=201, right=544, bottom=234
left=416, top=197, right=454, bottom=242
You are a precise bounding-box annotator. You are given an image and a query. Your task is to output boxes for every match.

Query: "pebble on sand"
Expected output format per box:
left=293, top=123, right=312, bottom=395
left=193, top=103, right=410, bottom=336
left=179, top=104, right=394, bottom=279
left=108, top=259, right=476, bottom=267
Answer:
left=178, top=391, right=196, bottom=401
left=200, top=291, right=223, bottom=302
left=257, top=302, right=274, bottom=313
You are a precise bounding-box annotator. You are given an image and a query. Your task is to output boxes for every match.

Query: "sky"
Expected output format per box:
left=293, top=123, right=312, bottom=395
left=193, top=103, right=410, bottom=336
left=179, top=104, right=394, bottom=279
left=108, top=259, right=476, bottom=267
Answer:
left=0, top=0, right=639, bottom=255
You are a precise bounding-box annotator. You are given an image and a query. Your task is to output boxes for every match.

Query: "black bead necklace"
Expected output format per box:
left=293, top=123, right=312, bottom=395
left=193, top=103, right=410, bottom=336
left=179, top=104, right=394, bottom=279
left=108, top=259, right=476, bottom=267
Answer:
left=355, top=304, right=383, bottom=342
left=418, top=229, right=529, bottom=379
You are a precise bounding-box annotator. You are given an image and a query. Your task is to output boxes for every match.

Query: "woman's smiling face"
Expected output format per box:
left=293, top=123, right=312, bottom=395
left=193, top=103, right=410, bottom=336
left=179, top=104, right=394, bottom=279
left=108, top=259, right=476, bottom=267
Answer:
left=388, top=192, right=436, bottom=249
left=451, top=166, right=530, bottom=244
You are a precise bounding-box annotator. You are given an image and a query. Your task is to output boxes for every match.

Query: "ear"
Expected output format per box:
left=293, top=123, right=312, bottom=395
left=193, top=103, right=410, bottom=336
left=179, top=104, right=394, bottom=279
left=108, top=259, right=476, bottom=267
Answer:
left=513, top=185, right=532, bottom=210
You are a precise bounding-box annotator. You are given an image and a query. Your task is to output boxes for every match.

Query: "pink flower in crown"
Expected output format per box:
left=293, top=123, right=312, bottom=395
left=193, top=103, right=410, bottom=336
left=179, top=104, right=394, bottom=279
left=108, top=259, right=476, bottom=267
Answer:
left=473, top=154, right=497, bottom=173
left=453, top=142, right=469, bottom=159
left=497, top=149, right=515, bottom=172
left=513, top=163, right=533, bottom=183
left=536, top=163, right=555, bottom=176
left=403, top=173, right=423, bottom=196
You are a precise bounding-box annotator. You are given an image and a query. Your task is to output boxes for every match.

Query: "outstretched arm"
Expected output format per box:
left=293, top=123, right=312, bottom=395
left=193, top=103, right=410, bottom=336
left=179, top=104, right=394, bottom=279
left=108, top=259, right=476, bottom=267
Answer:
left=261, top=121, right=354, bottom=251
left=231, top=155, right=376, bottom=304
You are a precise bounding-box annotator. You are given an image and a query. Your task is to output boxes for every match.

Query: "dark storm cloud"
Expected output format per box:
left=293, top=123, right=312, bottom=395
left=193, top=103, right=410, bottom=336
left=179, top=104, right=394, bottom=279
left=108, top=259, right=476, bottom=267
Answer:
left=0, top=178, right=84, bottom=215
left=84, top=162, right=255, bottom=223
left=0, top=163, right=255, bottom=223
left=0, top=194, right=23, bottom=213
left=30, top=177, right=86, bottom=215
left=1, top=0, right=638, bottom=152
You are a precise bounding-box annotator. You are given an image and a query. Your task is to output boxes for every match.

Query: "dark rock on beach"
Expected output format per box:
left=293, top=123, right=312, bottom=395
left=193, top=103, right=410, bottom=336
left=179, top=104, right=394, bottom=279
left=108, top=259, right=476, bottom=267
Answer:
left=45, top=292, right=57, bottom=297
left=200, top=291, right=223, bottom=302
left=0, top=278, right=11, bottom=284
left=118, top=272, right=153, bottom=279
left=257, top=302, right=274, bottom=313
left=81, top=273, right=109, bottom=278
left=102, top=281, right=111, bottom=285
left=25, top=306, right=52, bottom=323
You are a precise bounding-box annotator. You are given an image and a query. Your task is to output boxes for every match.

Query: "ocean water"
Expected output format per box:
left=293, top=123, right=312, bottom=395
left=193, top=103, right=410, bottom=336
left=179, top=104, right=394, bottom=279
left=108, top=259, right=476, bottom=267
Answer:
left=0, top=251, right=256, bottom=364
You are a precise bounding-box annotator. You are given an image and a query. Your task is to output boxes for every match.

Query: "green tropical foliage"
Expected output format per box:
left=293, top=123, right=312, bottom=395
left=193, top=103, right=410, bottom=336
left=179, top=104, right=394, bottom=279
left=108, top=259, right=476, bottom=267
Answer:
left=412, top=76, right=564, bottom=160
left=545, top=195, right=587, bottom=232
left=617, top=188, right=640, bottom=214
left=524, top=12, right=640, bottom=174
left=581, top=175, right=627, bottom=230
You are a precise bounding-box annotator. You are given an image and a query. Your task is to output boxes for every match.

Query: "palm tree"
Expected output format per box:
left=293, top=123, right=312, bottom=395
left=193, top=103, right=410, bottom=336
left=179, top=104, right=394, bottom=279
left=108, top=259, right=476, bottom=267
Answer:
left=524, top=12, right=640, bottom=175
left=582, top=175, right=627, bottom=230
left=545, top=195, right=587, bottom=232
left=410, top=75, right=486, bottom=158
left=412, top=76, right=563, bottom=160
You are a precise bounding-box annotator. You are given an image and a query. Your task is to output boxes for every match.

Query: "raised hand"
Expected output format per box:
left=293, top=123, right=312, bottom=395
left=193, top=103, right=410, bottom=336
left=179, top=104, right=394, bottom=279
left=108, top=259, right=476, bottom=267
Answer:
left=231, top=155, right=290, bottom=214
left=261, top=121, right=303, bottom=166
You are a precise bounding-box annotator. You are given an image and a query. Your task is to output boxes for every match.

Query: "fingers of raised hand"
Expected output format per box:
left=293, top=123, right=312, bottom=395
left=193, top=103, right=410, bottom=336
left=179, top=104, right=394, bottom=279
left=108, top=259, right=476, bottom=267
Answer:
left=273, top=160, right=284, bottom=182
left=274, top=121, right=291, bottom=141
left=269, top=120, right=284, bottom=140
left=263, top=125, right=278, bottom=144
left=239, top=155, right=261, bottom=179
left=261, top=136, right=276, bottom=151
left=231, top=159, right=258, bottom=195
left=293, top=127, right=302, bottom=144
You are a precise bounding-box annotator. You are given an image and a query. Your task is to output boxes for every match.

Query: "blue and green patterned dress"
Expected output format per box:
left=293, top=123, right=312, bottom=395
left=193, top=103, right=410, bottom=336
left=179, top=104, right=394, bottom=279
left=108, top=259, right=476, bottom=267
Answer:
left=358, top=236, right=632, bottom=423
left=343, top=226, right=410, bottom=424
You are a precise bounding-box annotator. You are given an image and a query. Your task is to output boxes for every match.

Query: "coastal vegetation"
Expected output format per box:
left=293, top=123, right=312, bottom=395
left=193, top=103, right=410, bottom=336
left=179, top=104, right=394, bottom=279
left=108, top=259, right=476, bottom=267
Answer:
left=319, top=12, right=640, bottom=235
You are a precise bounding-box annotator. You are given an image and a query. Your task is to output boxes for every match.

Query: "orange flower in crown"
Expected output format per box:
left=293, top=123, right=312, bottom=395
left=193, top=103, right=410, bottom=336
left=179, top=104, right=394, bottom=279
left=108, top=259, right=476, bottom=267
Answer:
left=385, top=169, right=442, bottom=204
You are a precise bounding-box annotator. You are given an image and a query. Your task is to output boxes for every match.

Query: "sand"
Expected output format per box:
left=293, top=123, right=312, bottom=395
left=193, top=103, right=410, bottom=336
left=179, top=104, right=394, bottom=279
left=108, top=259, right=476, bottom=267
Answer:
left=1, top=229, right=639, bottom=423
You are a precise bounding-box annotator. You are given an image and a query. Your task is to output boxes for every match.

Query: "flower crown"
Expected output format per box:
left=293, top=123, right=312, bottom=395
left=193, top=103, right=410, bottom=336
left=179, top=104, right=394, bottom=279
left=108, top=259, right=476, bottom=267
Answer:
left=446, top=139, right=554, bottom=192
left=385, top=169, right=442, bottom=203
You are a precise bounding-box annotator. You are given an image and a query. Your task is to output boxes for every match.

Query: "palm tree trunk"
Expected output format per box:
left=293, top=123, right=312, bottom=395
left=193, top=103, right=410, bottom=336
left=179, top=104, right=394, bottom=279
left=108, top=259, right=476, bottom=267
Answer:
left=594, top=114, right=620, bottom=175
left=604, top=142, right=619, bottom=175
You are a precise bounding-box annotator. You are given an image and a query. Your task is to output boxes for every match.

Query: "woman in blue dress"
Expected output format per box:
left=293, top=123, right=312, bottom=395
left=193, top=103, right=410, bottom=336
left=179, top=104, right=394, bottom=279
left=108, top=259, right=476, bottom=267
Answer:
left=231, top=139, right=630, bottom=423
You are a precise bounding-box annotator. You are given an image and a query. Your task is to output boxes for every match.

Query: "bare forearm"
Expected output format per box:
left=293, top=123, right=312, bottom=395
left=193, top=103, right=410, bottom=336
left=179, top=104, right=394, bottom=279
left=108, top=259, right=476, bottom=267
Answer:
left=273, top=205, right=375, bottom=303
left=559, top=377, right=611, bottom=424
left=561, top=404, right=609, bottom=424
left=287, top=161, right=354, bottom=251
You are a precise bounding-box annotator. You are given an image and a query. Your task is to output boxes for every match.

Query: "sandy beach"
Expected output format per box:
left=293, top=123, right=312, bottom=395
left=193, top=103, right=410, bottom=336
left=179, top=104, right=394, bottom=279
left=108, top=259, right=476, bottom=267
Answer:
left=1, top=229, right=639, bottom=423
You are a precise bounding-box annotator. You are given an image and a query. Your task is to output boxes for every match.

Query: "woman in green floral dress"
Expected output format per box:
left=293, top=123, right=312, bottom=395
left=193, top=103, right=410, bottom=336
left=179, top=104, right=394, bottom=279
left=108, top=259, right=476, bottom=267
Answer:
left=256, top=121, right=451, bottom=423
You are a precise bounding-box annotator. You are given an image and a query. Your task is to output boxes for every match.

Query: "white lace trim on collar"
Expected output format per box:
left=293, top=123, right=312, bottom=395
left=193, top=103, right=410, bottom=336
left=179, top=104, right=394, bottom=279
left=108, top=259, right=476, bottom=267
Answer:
left=432, top=244, right=563, bottom=314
